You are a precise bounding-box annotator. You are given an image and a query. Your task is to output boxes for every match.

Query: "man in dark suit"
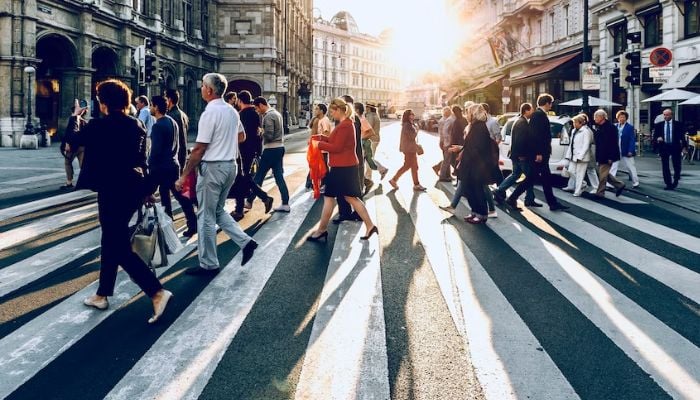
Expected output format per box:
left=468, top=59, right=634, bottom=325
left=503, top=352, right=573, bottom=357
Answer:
left=493, top=102, right=536, bottom=209
left=525, top=93, right=568, bottom=211
left=593, top=110, right=625, bottom=197
left=653, top=108, right=688, bottom=190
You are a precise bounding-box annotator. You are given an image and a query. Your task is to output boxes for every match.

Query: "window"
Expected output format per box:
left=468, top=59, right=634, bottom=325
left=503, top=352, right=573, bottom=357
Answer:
left=685, top=0, right=700, bottom=38
left=550, top=13, right=555, bottom=42
left=609, top=22, right=627, bottom=55
left=564, top=5, right=569, bottom=36
left=643, top=11, right=662, bottom=47
left=184, top=0, right=193, bottom=36
left=201, top=1, right=209, bottom=43
left=162, top=0, right=172, bottom=25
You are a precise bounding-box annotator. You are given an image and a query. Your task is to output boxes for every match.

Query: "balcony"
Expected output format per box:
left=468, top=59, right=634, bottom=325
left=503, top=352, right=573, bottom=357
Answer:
left=500, top=0, right=547, bottom=19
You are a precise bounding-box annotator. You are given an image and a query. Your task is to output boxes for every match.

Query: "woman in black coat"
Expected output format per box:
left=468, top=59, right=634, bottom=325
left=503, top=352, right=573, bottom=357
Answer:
left=67, top=79, right=172, bottom=324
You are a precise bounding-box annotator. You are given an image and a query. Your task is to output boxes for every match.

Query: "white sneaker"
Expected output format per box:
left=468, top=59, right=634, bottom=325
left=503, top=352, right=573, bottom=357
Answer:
left=573, top=192, right=581, bottom=197
left=488, top=210, right=498, bottom=218
left=632, top=182, right=640, bottom=188
left=243, top=200, right=253, bottom=210
left=84, top=295, right=109, bottom=310
left=274, top=204, right=291, bottom=212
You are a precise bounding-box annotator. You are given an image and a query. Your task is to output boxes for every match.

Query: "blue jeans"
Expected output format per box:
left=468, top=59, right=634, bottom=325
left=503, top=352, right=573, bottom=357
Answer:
left=496, top=159, right=535, bottom=203
left=251, top=147, right=289, bottom=205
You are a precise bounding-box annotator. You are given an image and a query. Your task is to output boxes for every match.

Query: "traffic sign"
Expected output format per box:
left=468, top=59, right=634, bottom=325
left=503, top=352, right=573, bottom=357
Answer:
left=276, top=76, right=289, bottom=93
left=649, top=47, right=673, bottom=67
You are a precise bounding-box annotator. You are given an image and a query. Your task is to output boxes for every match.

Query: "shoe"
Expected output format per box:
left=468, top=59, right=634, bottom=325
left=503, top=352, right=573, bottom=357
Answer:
left=506, top=198, right=522, bottom=211
left=243, top=200, right=253, bottom=210
left=274, top=204, right=291, bottom=212
left=263, top=197, right=274, bottom=213
left=515, top=173, right=526, bottom=183
left=488, top=210, right=498, bottom=218
left=550, top=203, right=569, bottom=211
left=632, top=182, right=640, bottom=188
left=360, top=226, right=378, bottom=240
left=615, top=184, right=626, bottom=197
left=364, top=178, right=374, bottom=188
left=389, top=179, right=398, bottom=190
left=581, top=181, right=588, bottom=189
left=432, top=164, right=441, bottom=175
left=183, top=227, right=197, bottom=238
left=664, top=185, right=674, bottom=190
left=439, top=205, right=456, bottom=214
left=307, top=231, right=328, bottom=243
left=241, top=240, right=258, bottom=265
left=60, top=183, right=74, bottom=190
left=573, top=192, right=581, bottom=197
left=413, top=185, right=427, bottom=191
left=185, top=266, right=220, bottom=276
left=524, top=201, right=543, bottom=207
left=672, top=181, right=679, bottom=189
left=83, top=295, right=109, bottom=310
left=148, top=290, right=173, bottom=324
left=562, top=187, right=575, bottom=193
left=230, top=211, right=244, bottom=221
left=465, top=215, right=487, bottom=224
left=492, top=190, right=506, bottom=205
left=380, top=168, right=388, bottom=180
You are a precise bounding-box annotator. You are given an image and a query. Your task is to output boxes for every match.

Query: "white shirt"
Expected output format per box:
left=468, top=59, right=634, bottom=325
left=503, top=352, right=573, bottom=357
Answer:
left=196, top=98, right=244, bottom=162
left=138, top=107, right=155, bottom=136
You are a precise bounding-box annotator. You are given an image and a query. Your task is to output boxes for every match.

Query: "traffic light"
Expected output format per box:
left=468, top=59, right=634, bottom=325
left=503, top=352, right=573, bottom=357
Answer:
left=627, top=31, right=642, bottom=45
left=612, top=55, right=629, bottom=88
left=625, top=51, right=641, bottom=86
left=144, top=53, right=156, bottom=83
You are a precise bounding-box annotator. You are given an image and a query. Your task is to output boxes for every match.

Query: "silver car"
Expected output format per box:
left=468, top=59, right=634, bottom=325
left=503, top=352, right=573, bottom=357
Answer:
left=498, top=115, right=573, bottom=175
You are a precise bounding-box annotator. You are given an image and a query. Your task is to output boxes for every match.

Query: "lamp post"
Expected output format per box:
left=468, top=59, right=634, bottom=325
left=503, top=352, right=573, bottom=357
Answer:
left=581, top=0, right=590, bottom=114
left=282, top=0, right=290, bottom=134
left=24, top=66, right=36, bottom=136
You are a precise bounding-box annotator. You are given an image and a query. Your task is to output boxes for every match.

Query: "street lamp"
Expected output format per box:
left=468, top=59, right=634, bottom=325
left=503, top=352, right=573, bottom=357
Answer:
left=24, top=66, right=36, bottom=136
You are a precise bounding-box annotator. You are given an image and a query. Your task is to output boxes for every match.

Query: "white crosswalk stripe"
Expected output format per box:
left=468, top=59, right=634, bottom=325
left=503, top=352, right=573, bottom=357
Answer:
left=0, top=154, right=699, bottom=400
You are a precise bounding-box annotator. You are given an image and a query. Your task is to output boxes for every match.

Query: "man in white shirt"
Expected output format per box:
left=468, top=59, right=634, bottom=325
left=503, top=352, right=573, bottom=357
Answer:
left=175, top=73, right=257, bottom=275
left=135, top=96, right=155, bottom=136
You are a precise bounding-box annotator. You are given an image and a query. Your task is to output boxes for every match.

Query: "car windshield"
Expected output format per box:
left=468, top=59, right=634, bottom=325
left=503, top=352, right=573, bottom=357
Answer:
left=550, top=121, right=572, bottom=139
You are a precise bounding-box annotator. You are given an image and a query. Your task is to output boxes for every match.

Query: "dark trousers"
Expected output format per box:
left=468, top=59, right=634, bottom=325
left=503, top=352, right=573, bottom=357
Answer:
left=509, top=159, right=556, bottom=205
left=237, top=154, right=270, bottom=213
left=153, top=168, right=197, bottom=231
left=96, top=192, right=163, bottom=297
left=464, top=182, right=488, bottom=217
left=250, top=147, right=289, bottom=205
left=660, top=146, right=682, bottom=186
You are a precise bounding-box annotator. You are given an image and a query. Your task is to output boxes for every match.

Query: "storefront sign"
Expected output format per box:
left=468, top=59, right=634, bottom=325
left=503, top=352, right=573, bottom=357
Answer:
left=581, top=63, right=601, bottom=91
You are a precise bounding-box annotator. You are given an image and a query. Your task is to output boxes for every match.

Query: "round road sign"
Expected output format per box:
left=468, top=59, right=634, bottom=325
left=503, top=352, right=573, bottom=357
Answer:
left=650, top=47, right=672, bottom=67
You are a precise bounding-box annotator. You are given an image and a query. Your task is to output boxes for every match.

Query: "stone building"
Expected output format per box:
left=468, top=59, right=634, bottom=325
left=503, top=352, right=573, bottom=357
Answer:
left=312, top=11, right=401, bottom=112
left=0, top=0, right=313, bottom=147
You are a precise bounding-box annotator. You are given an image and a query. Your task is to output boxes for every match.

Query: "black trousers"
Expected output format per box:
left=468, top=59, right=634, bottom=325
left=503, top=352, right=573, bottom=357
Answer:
left=96, top=192, right=163, bottom=297
left=153, top=167, right=197, bottom=231
left=464, top=182, right=488, bottom=217
left=236, top=154, right=270, bottom=213
left=660, top=146, right=682, bottom=186
left=508, top=159, right=557, bottom=206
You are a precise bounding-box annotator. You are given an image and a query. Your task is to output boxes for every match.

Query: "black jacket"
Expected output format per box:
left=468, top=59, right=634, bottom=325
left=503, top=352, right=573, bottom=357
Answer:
left=450, top=117, right=467, bottom=146
left=457, top=121, right=498, bottom=185
left=510, top=116, right=533, bottom=160
left=594, top=120, right=621, bottom=164
left=166, top=106, right=189, bottom=170
left=239, top=106, right=263, bottom=159
left=60, top=115, right=86, bottom=157
left=73, top=113, right=149, bottom=195
left=530, top=108, right=551, bottom=158
left=653, top=119, right=687, bottom=153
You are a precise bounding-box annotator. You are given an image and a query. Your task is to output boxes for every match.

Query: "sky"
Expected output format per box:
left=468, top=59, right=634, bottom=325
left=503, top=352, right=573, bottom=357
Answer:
left=313, top=0, right=463, bottom=77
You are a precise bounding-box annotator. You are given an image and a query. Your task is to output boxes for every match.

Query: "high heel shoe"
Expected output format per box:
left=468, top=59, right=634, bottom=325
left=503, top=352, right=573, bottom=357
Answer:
left=360, top=226, right=378, bottom=240
left=307, top=231, right=328, bottom=242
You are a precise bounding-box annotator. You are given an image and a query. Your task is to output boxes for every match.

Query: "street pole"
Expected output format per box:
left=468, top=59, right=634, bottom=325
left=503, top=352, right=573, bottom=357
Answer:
left=582, top=0, right=590, bottom=115
left=24, top=66, right=35, bottom=136
left=282, top=0, right=290, bottom=134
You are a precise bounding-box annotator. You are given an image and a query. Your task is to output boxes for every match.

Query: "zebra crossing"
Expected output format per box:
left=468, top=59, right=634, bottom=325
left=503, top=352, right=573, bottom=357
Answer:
left=0, top=154, right=698, bottom=399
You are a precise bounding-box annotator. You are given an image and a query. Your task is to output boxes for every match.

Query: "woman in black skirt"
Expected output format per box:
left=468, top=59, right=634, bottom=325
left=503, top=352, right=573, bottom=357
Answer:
left=307, top=98, right=377, bottom=242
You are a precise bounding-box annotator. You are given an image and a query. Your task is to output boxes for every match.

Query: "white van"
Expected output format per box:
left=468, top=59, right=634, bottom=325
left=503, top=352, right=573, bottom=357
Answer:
left=498, top=115, right=573, bottom=175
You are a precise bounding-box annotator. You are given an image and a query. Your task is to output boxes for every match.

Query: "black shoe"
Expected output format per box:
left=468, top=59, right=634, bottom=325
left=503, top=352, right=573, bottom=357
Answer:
left=230, top=212, right=244, bottom=221
left=263, top=197, right=274, bottom=214
left=505, top=198, right=522, bottom=211
left=307, top=231, right=328, bottom=243
left=672, top=181, right=679, bottom=189
left=360, top=226, right=378, bottom=240
left=185, top=266, right=219, bottom=276
left=493, top=190, right=506, bottom=205
left=183, top=228, right=197, bottom=238
left=615, top=184, right=626, bottom=197
left=241, top=240, right=258, bottom=265
left=664, top=185, right=674, bottom=190
left=524, top=201, right=543, bottom=207
left=59, top=183, right=74, bottom=190
left=550, top=203, right=569, bottom=211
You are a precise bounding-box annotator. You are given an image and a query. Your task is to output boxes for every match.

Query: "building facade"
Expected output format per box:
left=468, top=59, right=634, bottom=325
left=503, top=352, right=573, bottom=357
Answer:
left=312, top=11, right=401, bottom=112
left=0, top=0, right=313, bottom=147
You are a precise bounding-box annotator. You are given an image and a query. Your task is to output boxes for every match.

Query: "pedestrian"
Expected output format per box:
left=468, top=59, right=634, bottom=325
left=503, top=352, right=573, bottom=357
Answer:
left=492, top=102, right=537, bottom=207
left=653, top=108, right=687, bottom=190
left=307, top=97, right=377, bottom=242
left=175, top=73, right=258, bottom=275
left=305, top=104, right=332, bottom=189
left=355, top=102, right=387, bottom=194
left=60, top=102, right=87, bottom=190
left=388, top=110, right=426, bottom=191
left=164, top=89, right=190, bottom=175
left=135, top=95, right=155, bottom=136
left=524, top=94, right=567, bottom=210
left=614, top=110, right=640, bottom=188
left=231, top=90, right=273, bottom=220
left=436, top=106, right=455, bottom=181
left=451, top=103, right=496, bottom=224
left=224, top=91, right=239, bottom=111
left=593, top=109, right=626, bottom=197
left=363, top=102, right=388, bottom=183
left=148, top=95, right=197, bottom=237
left=563, top=113, right=595, bottom=197
left=68, top=81, right=172, bottom=323
left=248, top=96, right=291, bottom=212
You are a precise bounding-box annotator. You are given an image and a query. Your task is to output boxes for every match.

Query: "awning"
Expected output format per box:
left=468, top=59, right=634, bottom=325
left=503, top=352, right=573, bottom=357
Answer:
left=510, top=52, right=580, bottom=83
left=467, top=75, right=504, bottom=93
left=660, top=63, right=700, bottom=89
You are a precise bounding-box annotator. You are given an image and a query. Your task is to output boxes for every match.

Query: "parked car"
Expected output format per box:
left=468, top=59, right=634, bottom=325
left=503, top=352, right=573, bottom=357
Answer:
left=496, top=112, right=519, bottom=126
left=498, top=114, right=572, bottom=176
left=419, top=109, right=443, bottom=131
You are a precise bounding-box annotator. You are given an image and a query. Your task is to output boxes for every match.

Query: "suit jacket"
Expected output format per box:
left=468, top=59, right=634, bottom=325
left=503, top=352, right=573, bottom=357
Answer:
left=530, top=108, right=551, bottom=158
left=595, top=120, right=621, bottom=163
left=615, top=122, right=636, bottom=156
left=653, top=119, right=687, bottom=154
left=166, top=106, right=189, bottom=170
left=510, top=116, right=534, bottom=160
